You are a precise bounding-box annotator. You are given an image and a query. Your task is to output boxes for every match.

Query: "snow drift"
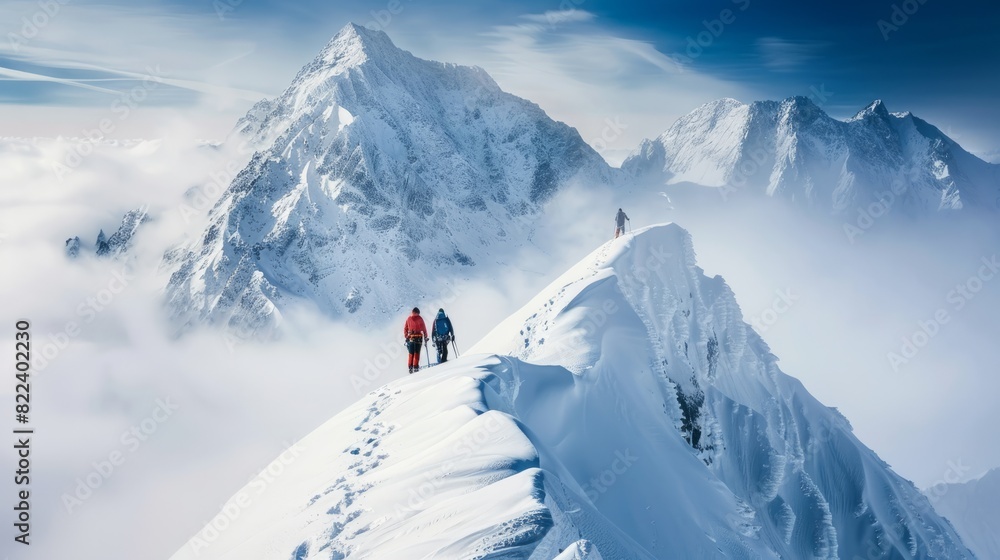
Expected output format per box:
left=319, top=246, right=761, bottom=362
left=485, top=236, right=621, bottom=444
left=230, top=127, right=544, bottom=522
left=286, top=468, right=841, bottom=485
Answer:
left=171, top=224, right=971, bottom=559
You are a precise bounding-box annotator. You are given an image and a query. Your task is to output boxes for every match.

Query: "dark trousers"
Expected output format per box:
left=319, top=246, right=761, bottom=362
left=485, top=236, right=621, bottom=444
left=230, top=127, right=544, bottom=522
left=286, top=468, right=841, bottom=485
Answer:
left=435, top=338, right=449, bottom=363
left=407, top=339, right=423, bottom=368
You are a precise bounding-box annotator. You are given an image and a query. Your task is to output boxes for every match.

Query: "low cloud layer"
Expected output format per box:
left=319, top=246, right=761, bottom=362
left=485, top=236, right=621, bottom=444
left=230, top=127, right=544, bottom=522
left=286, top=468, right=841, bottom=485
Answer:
left=2, top=136, right=997, bottom=558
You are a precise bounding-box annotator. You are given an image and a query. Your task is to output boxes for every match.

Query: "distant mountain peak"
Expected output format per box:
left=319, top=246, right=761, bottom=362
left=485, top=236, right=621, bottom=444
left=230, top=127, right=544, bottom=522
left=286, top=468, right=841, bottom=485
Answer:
left=782, top=94, right=820, bottom=108
left=774, top=95, right=825, bottom=123
left=167, top=24, right=611, bottom=334
left=623, top=95, right=1000, bottom=214
left=851, top=99, right=891, bottom=121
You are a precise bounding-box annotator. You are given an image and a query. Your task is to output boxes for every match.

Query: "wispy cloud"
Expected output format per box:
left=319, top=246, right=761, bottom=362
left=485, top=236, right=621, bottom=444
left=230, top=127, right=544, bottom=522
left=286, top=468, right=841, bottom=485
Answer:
left=520, top=9, right=595, bottom=26
left=0, top=2, right=285, bottom=108
left=977, top=148, right=1000, bottom=164
left=0, top=60, right=268, bottom=102
left=0, top=65, right=122, bottom=95
left=453, top=15, right=755, bottom=165
left=756, top=37, right=829, bottom=72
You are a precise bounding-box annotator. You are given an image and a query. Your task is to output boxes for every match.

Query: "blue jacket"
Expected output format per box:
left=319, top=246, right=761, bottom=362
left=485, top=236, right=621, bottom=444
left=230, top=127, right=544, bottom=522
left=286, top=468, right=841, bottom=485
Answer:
left=432, top=312, right=454, bottom=340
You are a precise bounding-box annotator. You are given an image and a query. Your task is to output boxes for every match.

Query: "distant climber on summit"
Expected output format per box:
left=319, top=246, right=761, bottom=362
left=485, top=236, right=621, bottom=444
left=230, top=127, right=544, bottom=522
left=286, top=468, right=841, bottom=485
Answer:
left=614, top=208, right=630, bottom=239
left=403, top=307, right=428, bottom=374
left=431, top=308, right=455, bottom=364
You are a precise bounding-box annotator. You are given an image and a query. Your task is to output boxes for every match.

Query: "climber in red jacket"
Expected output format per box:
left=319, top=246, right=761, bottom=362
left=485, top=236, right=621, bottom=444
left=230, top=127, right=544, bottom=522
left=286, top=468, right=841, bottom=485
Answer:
left=403, top=307, right=429, bottom=373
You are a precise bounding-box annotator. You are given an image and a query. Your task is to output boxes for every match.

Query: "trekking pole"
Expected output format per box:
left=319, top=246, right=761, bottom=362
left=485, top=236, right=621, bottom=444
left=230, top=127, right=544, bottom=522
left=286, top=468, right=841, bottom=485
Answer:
left=425, top=338, right=431, bottom=369
left=452, top=338, right=460, bottom=357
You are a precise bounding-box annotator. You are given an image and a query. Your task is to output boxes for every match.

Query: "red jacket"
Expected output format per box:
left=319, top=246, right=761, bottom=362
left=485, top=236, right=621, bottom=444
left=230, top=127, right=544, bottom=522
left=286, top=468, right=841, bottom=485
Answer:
left=404, top=313, right=428, bottom=340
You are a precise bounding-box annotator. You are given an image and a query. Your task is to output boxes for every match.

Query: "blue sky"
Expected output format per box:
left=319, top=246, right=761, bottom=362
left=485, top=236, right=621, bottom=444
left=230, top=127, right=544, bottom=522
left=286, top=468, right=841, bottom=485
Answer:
left=1, top=0, right=997, bottom=158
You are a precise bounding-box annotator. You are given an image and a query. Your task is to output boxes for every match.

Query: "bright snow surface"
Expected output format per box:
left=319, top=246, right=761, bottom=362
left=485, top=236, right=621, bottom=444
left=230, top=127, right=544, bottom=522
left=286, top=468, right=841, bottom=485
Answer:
left=171, top=224, right=971, bottom=559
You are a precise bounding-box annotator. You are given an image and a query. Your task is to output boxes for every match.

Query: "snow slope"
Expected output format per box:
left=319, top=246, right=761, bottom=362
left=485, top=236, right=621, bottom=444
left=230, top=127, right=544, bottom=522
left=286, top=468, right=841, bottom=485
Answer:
left=163, top=23, right=611, bottom=334
left=171, top=224, right=970, bottom=559
left=622, top=97, right=1000, bottom=215
left=928, top=468, right=1000, bottom=559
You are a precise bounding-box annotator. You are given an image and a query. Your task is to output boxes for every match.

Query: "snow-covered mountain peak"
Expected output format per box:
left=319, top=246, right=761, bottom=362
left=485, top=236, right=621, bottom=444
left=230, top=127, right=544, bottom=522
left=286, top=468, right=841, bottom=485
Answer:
left=687, top=97, right=744, bottom=118
left=775, top=95, right=823, bottom=119
left=171, top=224, right=971, bottom=559
left=318, top=23, right=394, bottom=67
left=236, top=22, right=507, bottom=148
left=623, top=96, right=1000, bottom=214
left=166, top=24, right=611, bottom=334
left=850, top=98, right=892, bottom=121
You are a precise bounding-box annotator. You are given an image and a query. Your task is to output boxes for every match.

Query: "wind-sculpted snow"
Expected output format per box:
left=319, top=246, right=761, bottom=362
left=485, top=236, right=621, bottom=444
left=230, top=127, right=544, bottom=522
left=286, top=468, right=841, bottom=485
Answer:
left=474, top=223, right=971, bottom=558
left=164, top=23, right=611, bottom=333
left=623, top=97, right=1000, bottom=215
left=172, top=224, right=971, bottom=559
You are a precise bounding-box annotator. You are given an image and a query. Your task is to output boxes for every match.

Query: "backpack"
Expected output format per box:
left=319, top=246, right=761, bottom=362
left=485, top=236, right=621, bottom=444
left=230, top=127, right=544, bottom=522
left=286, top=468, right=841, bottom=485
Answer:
left=435, top=316, right=451, bottom=339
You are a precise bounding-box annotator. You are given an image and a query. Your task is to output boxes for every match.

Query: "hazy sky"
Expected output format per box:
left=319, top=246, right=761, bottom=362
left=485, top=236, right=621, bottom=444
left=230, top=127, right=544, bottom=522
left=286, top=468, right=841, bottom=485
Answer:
left=1, top=0, right=997, bottom=160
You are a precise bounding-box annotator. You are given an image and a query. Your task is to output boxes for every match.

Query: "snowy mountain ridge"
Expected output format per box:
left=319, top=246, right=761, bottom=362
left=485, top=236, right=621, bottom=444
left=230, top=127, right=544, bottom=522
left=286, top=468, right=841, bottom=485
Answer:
left=928, top=467, right=1000, bottom=559
left=171, top=224, right=971, bottom=559
left=159, top=23, right=1000, bottom=337
left=622, top=97, right=1000, bottom=214
left=163, top=23, right=612, bottom=334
